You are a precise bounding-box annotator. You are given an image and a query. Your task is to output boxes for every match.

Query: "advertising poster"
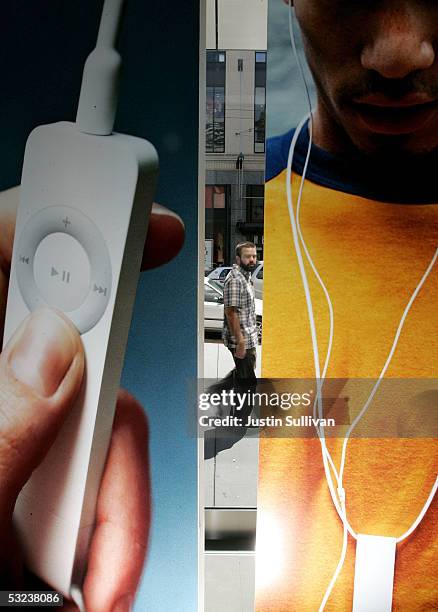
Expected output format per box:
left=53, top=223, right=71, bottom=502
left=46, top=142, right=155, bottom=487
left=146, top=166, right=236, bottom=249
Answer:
left=0, top=1, right=199, bottom=610
left=256, top=1, right=438, bottom=611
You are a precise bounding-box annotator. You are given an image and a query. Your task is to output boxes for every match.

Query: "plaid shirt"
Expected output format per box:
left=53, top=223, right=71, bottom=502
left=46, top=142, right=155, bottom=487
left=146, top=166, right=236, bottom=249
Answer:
left=222, top=264, right=258, bottom=349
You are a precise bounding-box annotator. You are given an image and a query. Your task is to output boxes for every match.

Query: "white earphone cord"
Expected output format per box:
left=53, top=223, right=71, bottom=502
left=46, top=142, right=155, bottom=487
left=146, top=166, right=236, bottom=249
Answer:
left=286, top=3, right=438, bottom=610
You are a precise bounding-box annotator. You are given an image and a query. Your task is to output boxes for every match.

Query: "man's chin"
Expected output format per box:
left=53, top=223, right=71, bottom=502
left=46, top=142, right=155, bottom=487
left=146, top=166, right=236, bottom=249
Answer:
left=328, top=104, right=438, bottom=160
left=352, top=100, right=438, bottom=137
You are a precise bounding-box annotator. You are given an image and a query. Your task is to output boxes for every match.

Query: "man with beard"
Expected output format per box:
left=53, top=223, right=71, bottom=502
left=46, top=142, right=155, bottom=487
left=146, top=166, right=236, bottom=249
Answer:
left=257, top=1, right=438, bottom=610
left=223, top=241, right=258, bottom=383
left=203, top=243, right=258, bottom=458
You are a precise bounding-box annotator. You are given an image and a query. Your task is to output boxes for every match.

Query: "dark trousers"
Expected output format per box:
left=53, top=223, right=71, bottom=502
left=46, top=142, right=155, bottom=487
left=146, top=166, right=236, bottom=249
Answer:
left=210, top=347, right=256, bottom=385
left=204, top=347, right=258, bottom=459
left=230, top=347, right=257, bottom=381
left=207, top=347, right=257, bottom=417
left=211, top=347, right=256, bottom=419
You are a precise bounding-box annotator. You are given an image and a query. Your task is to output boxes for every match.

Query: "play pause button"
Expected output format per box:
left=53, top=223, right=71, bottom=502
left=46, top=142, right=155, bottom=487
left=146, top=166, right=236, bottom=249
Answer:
left=33, top=233, right=90, bottom=311
left=50, top=267, right=71, bottom=283
left=16, top=205, right=112, bottom=334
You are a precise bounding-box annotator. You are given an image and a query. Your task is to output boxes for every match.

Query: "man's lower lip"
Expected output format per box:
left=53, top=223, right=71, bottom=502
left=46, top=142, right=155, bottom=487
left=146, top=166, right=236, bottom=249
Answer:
left=352, top=100, right=438, bottom=135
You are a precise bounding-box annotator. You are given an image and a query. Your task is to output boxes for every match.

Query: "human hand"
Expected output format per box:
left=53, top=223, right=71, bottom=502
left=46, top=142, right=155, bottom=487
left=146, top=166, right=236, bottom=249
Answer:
left=0, top=186, right=185, bottom=611
left=235, top=340, right=246, bottom=360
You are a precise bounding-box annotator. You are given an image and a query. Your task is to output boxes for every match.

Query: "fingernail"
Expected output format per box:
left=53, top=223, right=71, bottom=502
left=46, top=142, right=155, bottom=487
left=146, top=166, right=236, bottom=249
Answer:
left=152, top=203, right=185, bottom=227
left=8, top=309, right=78, bottom=397
left=112, top=593, right=134, bottom=612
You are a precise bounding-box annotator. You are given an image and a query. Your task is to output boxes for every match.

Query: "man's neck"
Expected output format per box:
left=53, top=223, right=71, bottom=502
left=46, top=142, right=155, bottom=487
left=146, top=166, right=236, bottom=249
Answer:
left=286, top=113, right=438, bottom=204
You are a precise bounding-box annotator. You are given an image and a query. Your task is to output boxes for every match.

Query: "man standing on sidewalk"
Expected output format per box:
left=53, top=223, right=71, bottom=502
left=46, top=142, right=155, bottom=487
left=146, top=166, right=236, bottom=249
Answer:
left=204, top=242, right=259, bottom=458
left=222, top=241, right=258, bottom=414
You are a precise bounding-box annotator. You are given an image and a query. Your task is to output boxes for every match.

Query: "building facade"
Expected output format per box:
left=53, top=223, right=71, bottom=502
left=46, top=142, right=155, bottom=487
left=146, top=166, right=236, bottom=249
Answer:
left=205, top=0, right=267, bottom=268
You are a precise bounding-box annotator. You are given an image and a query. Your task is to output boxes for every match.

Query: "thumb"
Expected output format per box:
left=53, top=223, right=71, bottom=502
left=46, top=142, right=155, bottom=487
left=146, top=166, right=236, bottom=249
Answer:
left=0, top=308, right=84, bottom=519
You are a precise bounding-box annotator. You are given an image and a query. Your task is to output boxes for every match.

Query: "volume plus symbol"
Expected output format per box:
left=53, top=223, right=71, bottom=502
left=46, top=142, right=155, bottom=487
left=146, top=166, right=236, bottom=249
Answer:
left=62, top=216, right=71, bottom=229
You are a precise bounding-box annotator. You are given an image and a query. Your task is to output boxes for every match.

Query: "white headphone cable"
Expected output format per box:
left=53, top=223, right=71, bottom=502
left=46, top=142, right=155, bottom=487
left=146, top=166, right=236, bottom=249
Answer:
left=338, top=248, right=438, bottom=493
left=285, top=115, right=354, bottom=612
left=287, top=0, right=336, bottom=445
left=287, top=2, right=342, bottom=512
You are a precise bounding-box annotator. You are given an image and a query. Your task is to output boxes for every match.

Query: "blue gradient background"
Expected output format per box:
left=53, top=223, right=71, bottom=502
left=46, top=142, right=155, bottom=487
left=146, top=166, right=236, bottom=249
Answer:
left=0, top=2, right=199, bottom=610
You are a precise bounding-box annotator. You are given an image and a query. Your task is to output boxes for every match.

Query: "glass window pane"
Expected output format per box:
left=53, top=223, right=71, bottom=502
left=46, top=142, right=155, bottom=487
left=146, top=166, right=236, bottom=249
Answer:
left=205, top=287, right=221, bottom=302
left=254, top=51, right=266, bottom=153
left=206, top=53, right=226, bottom=153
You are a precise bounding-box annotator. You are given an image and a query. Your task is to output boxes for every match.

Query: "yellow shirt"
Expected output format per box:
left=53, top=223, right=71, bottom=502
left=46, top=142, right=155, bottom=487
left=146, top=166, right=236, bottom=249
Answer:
left=257, top=168, right=438, bottom=611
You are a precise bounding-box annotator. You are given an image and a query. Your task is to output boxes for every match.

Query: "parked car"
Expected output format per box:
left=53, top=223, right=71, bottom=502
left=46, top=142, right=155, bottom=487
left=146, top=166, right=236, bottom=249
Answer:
left=207, top=266, right=232, bottom=284
left=204, top=278, right=225, bottom=332
left=204, top=277, right=263, bottom=343
left=252, top=261, right=263, bottom=299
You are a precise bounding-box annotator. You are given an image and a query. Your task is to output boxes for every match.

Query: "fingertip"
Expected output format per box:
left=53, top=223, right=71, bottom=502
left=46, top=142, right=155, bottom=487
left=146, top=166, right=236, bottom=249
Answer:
left=5, top=308, right=83, bottom=399
left=151, top=203, right=185, bottom=229
left=142, top=204, right=185, bottom=270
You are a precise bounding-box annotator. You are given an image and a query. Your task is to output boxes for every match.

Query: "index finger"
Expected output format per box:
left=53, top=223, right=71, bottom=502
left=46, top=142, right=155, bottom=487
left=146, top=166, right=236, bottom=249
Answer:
left=83, top=390, right=151, bottom=612
left=0, top=187, right=19, bottom=339
left=0, top=186, right=184, bottom=274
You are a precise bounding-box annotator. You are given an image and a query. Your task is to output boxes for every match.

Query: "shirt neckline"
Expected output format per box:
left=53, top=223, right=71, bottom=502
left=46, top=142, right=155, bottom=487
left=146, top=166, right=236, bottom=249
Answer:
left=274, top=121, right=438, bottom=204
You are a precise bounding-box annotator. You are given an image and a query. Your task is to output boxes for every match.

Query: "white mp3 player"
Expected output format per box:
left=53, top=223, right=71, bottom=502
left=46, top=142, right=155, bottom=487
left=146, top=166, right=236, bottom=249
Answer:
left=3, top=0, right=158, bottom=598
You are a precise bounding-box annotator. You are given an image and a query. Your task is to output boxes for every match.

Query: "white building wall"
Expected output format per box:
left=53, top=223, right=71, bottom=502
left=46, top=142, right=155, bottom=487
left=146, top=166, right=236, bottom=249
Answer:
left=218, top=0, right=267, bottom=50
left=207, top=0, right=267, bottom=50
left=206, top=0, right=217, bottom=48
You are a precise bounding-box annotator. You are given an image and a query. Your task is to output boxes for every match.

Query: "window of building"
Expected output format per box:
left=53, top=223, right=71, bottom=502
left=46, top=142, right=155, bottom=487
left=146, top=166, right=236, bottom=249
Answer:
left=254, top=51, right=266, bottom=153
left=205, top=185, right=230, bottom=267
left=206, top=51, right=226, bottom=153
left=246, top=184, right=264, bottom=223
left=244, top=184, right=264, bottom=259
